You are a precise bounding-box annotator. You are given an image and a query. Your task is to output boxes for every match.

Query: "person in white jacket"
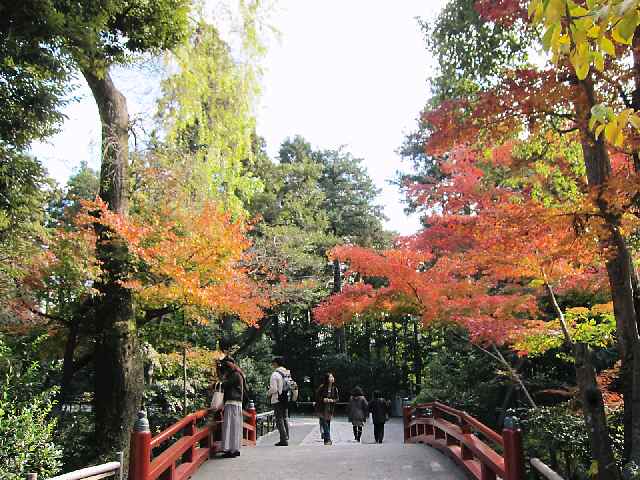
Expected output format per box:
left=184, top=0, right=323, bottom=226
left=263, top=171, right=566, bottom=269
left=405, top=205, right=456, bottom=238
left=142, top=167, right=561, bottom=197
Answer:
left=268, top=357, right=290, bottom=446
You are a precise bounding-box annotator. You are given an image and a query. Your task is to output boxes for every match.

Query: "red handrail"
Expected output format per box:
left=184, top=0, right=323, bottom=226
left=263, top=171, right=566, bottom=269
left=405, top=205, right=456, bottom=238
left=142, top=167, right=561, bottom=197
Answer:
left=129, top=405, right=258, bottom=480
left=403, top=402, right=524, bottom=480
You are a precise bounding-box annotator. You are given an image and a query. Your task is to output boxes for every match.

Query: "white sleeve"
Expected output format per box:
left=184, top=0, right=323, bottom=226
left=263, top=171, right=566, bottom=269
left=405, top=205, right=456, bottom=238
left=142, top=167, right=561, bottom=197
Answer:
left=268, top=372, right=279, bottom=395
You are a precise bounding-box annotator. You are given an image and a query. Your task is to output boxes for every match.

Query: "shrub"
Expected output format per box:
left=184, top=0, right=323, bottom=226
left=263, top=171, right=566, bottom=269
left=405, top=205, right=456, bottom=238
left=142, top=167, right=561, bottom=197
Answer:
left=0, top=337, right=62, bottom=480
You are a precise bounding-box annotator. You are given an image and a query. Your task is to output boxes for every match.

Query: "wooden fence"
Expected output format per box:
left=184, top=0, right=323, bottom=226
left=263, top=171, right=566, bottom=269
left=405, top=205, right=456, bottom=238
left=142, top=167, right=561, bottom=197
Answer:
left=403, top=402, right=525, bottom=480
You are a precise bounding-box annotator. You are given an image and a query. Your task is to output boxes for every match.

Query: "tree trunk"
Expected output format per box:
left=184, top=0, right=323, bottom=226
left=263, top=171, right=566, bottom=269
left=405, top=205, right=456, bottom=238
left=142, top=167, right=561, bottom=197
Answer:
left=391, top=319, right=398, bottom=366
left=576, top=77, right=640, bottom=467
left=60, top=320, right=80, bottom=405
left=413, top=319, right=422, bottom=394
left=401, top=315, right=409, bottom=393
left=625, top=30, right=640, bottom=461
left=375, top=321, right=383, bottom=360
left=333, top=259, right=346, bottom=353
left=235, top=314, right=275, bottom=357
left=575, top=344, right=620, bottom=480
left=82, top=68, right=142, bottom=467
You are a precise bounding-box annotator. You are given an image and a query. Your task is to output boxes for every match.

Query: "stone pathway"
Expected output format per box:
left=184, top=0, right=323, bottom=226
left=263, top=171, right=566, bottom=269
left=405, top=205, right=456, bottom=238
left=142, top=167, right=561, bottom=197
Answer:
left=192, top=418, right=467, bottom=480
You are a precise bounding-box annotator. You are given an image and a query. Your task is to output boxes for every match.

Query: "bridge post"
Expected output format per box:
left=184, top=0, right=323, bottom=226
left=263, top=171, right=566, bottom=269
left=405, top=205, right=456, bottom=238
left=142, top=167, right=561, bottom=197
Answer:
left=129, top=410, right=151, bottom=480
left=247, top=400, right=257, bottom=443
left=402, top=398, right=412, bottom=442
left=502, top=410, right=525, bottom=480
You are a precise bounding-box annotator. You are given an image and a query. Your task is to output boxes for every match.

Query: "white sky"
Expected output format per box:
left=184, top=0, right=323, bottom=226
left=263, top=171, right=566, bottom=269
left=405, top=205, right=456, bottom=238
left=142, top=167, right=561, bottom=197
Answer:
left=32, top=1, right=447, bottom=235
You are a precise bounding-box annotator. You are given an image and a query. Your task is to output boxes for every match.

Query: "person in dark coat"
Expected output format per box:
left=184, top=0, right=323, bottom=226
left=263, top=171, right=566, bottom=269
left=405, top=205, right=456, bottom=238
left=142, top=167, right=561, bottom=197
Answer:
left=348, top=386, right=368, bottom=442
left=218, top=357, right=247, bottom=457
left=315, top=372, right=339, bottom=445
left=368, top=390, right=391, bottom=443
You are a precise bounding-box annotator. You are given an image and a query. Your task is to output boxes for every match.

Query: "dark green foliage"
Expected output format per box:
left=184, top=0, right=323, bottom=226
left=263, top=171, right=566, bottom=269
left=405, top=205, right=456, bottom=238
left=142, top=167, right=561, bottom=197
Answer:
left=315, top=353, right=403, bottom=403
left=48, top=160, right=100, bottom=224
left=415, top=333, right=507, bottom=426
left=317, top=147, right=387, bottom=247
left=0, top=0, right=190, bottom=149
left=0, top=152, right=53, bottom=318
left=0, top=152, right=51, bottom=243
left=0, top=335, right=63, bottom=480
left=249, top=136, right=395, bottom=403
left=420, top=0, right=532, bottom=104
left=522, top=405, right=624, bottom=480
left=0, top=3, right=72, bottom=148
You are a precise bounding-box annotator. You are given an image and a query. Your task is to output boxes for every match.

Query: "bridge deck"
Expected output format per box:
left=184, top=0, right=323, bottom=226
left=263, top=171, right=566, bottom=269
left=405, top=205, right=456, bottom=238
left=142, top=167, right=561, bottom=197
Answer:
left=192, top=417, right=467, bottom=480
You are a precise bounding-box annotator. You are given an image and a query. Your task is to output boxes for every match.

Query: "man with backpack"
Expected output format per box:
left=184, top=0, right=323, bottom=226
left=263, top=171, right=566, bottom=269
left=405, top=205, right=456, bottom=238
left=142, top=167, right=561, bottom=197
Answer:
left=268, top=356, right=296, bottom=446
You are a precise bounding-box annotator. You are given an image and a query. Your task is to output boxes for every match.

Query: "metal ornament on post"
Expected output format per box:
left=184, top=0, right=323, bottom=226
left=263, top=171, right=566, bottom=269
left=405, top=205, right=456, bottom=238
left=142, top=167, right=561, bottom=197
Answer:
left=129, top=410, right=152, bottom=480
left=402, top=398, right=412, bottom=441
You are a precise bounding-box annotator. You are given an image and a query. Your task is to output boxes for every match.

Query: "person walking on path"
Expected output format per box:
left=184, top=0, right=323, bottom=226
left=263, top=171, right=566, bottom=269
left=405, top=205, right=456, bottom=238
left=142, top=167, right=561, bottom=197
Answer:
left=218, top=357, right=247, bottom=458
left=268, top=356, right=290, bottom=446
left=348, top=386, right=368, bottom=442
left=368, top=390, right=391, bottom=444
left=315, top=372, right=339, bottom=445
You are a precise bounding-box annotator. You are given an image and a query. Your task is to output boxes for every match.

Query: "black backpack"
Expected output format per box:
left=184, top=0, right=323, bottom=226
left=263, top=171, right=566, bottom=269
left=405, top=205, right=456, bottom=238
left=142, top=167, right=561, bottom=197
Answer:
left=277, top=370, right=298, bottom=404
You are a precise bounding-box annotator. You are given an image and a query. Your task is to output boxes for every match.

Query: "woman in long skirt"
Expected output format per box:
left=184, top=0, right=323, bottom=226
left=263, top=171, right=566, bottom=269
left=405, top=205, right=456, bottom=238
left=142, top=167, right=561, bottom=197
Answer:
left=219, top=357, right=246, bottom=458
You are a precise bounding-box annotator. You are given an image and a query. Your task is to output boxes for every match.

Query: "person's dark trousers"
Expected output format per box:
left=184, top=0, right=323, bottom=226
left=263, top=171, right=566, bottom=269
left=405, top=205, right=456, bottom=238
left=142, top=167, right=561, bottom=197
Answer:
left=352, top=425, right=363, bottom=441
left=274, top=402, right=289, bottom=444
left=320, top=418, right=331, bottom=442
left=374, top=423, right=385, bottom=443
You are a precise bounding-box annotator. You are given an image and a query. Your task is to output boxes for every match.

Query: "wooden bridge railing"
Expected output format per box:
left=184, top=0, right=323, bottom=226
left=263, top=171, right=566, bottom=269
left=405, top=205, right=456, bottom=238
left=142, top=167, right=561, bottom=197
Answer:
left=129, top=403, right=258, bottom=480
left=403, top=402, right=525, bottom=480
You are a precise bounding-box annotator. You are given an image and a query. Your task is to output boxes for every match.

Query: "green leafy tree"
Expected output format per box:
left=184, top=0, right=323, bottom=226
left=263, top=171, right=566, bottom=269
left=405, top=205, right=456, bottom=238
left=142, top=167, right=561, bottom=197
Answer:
left=0, top=4, right=72, bottom=149
left=0, top=153, right=52, bottom=322
left=4, top=0, right=192, bottom=462
left=155, top=22, right=264, bottom=215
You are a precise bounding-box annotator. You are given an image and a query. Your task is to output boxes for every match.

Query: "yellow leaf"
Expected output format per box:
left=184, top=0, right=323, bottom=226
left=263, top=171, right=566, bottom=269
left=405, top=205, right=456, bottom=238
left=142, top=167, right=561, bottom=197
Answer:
left=629, top=114, right=640, bottom=130
left=605, top=122, right=621, bottom=145
left=593, top=51, right=605, bottom=71
left=618, top=10, right=639, bottom=42
left=572, top=56, right=590, bottom=79
left=545, top=0, right=564, bottom=23
left=542, top=25, right=557, bottom=51
left=600, top=36, right=616, bottom=56
left=570, top=5, right=589, bottom=17
left=595, top=124, right=606, bottom=139
left=587, top=24, right=601, bottom=38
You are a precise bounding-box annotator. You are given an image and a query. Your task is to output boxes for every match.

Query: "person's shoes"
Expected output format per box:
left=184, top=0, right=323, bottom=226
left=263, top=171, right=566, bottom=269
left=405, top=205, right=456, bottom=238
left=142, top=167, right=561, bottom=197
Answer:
left=233, top=451, right=240, bottom=457
left=274, top=441, right=288, bottom=446
left=221, top=451, right=235, bottom=458
left=324, top=440, right=332, bottom=445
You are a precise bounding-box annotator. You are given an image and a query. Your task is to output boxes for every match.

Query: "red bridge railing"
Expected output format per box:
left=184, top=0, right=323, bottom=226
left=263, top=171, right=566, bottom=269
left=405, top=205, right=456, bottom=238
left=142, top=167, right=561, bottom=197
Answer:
left=403, top=402, right=524, bottom=480
left=129, top=405, right=257, bottom=480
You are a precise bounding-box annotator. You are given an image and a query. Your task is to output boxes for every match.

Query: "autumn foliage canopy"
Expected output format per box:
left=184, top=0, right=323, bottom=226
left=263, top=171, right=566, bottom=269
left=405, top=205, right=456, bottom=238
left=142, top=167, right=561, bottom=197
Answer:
left=314, top=0, right=640, bottom=349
